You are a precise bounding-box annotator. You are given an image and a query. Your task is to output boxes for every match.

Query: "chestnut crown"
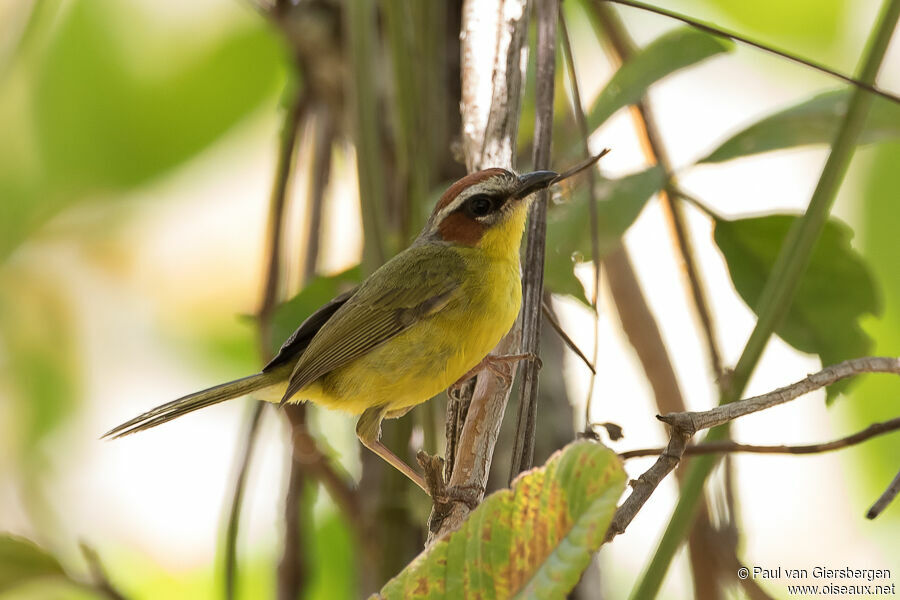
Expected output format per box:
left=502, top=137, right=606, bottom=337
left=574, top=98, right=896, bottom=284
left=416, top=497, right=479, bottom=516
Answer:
left=420, top=168, right=557, bottom=246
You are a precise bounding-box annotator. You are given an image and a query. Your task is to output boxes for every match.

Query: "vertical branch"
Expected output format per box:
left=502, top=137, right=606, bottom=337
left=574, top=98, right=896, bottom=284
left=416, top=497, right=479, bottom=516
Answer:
left=634, top=1, right=900, bottom=597
left=222, top=89, right=306, bottom=600
left=431, top=0, right=531, bottom=541
left=301, top=108, right=335, bottom=283
left=508, top=0, right=559, bottom=481
left=558, top=12, right=601, bottom=426
left=346, top=0, right=389, bottom=270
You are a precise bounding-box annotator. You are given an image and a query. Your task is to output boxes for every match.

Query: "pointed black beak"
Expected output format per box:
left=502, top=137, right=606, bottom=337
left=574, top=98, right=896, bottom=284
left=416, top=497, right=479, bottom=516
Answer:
left=513, top=170, right=558, bottom=199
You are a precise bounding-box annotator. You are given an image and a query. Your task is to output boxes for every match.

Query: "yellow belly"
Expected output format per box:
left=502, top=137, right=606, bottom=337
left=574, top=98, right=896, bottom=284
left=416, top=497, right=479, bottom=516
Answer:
left=296, top=252, right=521, bottom=415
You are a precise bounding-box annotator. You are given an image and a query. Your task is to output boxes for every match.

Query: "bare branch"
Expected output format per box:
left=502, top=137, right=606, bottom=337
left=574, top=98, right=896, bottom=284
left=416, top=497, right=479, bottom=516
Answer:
left=79, top=543, right=127, bottom=600
left=592, top=3, right=723, bottom=384
left=606, top=356, right=900, bottom=542
left=542, top=299, right=595, bottom=374
left=509, top=0, right=559, bottom=482
left=867, top=466, right=900, bottom=519
left=619, top=416, right=900, bottom=459
left=558, top=10, right=603, bottom=428
left=430, top=0, right=531, bottom=542
left=660, top=357, right=900, bottom=434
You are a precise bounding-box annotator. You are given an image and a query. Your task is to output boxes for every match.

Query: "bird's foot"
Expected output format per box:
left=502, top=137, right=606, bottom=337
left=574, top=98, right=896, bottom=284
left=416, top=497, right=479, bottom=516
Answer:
left=416, top=450, right=484, bottom=511
left=447, top=352, right=542, bottom=398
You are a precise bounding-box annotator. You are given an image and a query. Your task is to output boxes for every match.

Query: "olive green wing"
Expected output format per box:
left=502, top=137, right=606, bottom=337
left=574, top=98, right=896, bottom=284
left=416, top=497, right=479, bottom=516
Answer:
left=279, top=245, right=468, bottom=403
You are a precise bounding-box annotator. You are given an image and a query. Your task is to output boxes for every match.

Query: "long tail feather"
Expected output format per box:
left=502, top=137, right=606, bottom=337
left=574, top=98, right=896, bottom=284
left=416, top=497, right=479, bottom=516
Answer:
left=102, top=373, right=275, bottom=439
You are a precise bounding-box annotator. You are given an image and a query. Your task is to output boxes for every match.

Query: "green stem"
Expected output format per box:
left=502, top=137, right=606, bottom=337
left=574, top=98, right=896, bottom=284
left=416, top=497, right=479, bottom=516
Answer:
left=346, top=0, right=390, bottom=267
left=630, top=2, right=900, bottom=598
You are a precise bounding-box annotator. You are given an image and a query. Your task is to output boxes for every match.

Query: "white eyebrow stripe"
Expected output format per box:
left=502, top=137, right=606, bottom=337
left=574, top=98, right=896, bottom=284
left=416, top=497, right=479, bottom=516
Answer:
left=432, top=180, right=502, bottom=223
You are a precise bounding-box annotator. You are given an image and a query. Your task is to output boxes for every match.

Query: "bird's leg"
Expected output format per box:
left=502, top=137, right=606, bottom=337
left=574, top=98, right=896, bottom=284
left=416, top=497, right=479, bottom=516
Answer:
left=356, top=405, right=429, bottom=495
left=448, top=352, right=542, bottom=397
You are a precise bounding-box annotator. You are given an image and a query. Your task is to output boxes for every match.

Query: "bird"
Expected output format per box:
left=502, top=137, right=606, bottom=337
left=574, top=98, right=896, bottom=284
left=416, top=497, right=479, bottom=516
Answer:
left=103, top=158, right=603, bottom=495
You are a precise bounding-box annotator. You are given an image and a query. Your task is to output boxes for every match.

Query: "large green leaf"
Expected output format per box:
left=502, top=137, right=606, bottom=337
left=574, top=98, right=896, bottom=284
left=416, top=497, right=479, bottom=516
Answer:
left=374, top=441, right=626, bottom=599
left=714, top=215, right=881, bottom=400
left=585, top=26, right=733, bottom=132
left=544, top=166, right=666, bottom=305
left=270, top=267, right=363, bottom=357
left=699, top=89, right=900, bottom=163
left=0, top=535, right=66, bottom=593
left=0, top=0, right=286, bottom=258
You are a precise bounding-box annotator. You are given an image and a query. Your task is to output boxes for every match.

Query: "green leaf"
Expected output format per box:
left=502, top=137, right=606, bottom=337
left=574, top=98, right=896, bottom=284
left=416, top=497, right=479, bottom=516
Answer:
left=545, top=166, right=666, bottom=305
left=374, top=441, right=626, bottom=599
left=699, top=89, right=900, bottom=163
left=0, top=535, right=66, bottom=592
left=714, top=215, right=881, bottom=400
left=0, top=0, right=287, bottom=258
left=270, top=267, right=363, bottom=356
left=586, top=27, right=733, bottom=132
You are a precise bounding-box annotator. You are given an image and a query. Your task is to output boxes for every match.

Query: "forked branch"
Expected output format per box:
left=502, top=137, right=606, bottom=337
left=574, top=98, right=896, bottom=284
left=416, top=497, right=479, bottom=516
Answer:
left=606, top=357, right=900, bottom=542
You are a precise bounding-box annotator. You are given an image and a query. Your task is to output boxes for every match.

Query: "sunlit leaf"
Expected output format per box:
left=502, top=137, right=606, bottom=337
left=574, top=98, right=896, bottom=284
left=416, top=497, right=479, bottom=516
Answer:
left=271, top=267, right=363, bottom=356
left=699, top=89, right=900, bottom=163
left=714, top=215, right=881, bottom=400
left=585, top=27, right=733, bottom=132
left=374, top=441, right=626, bottom=599
left=545, top=166, right=666, bottom=305
left=0, top=535, right=66, bottom=593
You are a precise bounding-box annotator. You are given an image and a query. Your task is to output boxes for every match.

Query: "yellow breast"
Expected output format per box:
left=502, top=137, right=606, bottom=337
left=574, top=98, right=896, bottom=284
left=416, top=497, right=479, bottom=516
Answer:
left=301, top=205, right=527, bottom=415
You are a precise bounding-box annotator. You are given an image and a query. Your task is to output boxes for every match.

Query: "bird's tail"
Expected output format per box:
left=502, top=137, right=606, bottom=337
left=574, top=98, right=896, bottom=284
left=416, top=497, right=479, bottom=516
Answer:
left=102, top=372, right=277, bottom=439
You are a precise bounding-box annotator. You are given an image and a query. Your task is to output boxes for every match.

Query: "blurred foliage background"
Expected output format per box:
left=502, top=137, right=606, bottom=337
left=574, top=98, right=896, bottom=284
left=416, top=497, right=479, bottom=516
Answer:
left=1, top=0, right=898, bottom=598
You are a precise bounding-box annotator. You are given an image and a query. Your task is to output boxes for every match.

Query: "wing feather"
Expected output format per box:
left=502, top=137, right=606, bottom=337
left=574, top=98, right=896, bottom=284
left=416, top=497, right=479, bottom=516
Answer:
left=279, top=245, right=467, bottom=403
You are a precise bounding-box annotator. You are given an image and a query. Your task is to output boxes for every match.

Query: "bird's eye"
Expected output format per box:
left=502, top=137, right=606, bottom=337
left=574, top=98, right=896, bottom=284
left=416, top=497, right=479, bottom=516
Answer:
left=467, top=194, right=493, bottom=217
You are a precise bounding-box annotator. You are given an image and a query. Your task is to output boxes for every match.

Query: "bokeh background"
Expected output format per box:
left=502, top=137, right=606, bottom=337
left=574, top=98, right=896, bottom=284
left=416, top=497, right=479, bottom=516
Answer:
left=1, top=0, right=898, bottom=598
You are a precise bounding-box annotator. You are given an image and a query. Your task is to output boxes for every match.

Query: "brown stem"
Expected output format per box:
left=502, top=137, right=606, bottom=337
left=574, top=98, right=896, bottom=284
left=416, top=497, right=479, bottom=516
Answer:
left=619, top=416, right=900, bottom=459
left=606, top=356, right=900, bottom=542
left=223, top=86, right=307, bottom=600
left=278, top=407, right=309, bottom=600
left=223, top=402, right=266, bottom=600
left=867, top=466, right=900, bottom=519
left=301, top=107, right=335, bottom=283
left=430, top=0, right=531, bottom=542
left=591, top=8, right=725, bottom=596
left=509, top=0, right=560, bottom=482
left=79, top=543, right=127, bottom=600
left=558, top=10, right=602, bottom=427
left=593, top=2, right=723, bottom=382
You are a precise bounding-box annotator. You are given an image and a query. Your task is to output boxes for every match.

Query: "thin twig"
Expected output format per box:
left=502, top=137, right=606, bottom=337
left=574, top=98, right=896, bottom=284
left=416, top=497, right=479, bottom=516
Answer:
left=593, top=3, right=724, bottom=383
left=867, top=466, right=900, bottom=519
left=79, top=543, right=127, bottom=600
left=302, top=107, right=335, bottom=283
left=222, top=83, right=307, bottom=600
left=619, top=416, right=900, bottom=459
left=542, top=298, right=595, bottom=374
left=558, top=11, right=602, bottom=427
left=509, top=0, right=560, bottom=482
left=606, top=356, right=900, bottom=542
left=223, top=402, right=265, bottom=600
left=601, top=0, right=900, bottom=107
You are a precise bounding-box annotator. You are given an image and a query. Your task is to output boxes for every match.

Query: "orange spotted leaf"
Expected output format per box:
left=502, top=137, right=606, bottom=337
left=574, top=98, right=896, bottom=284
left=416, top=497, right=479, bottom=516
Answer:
left=374, top=441, right=626, bottom=600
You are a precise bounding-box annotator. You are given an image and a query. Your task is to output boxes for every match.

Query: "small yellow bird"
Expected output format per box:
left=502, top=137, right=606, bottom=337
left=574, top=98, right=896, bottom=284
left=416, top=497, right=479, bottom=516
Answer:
left=104, top=165, right=578, bottom=494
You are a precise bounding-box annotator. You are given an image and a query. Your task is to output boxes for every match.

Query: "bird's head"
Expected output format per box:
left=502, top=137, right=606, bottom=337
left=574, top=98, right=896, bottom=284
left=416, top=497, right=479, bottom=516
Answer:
left=420, top=168, right=557, bottom=257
